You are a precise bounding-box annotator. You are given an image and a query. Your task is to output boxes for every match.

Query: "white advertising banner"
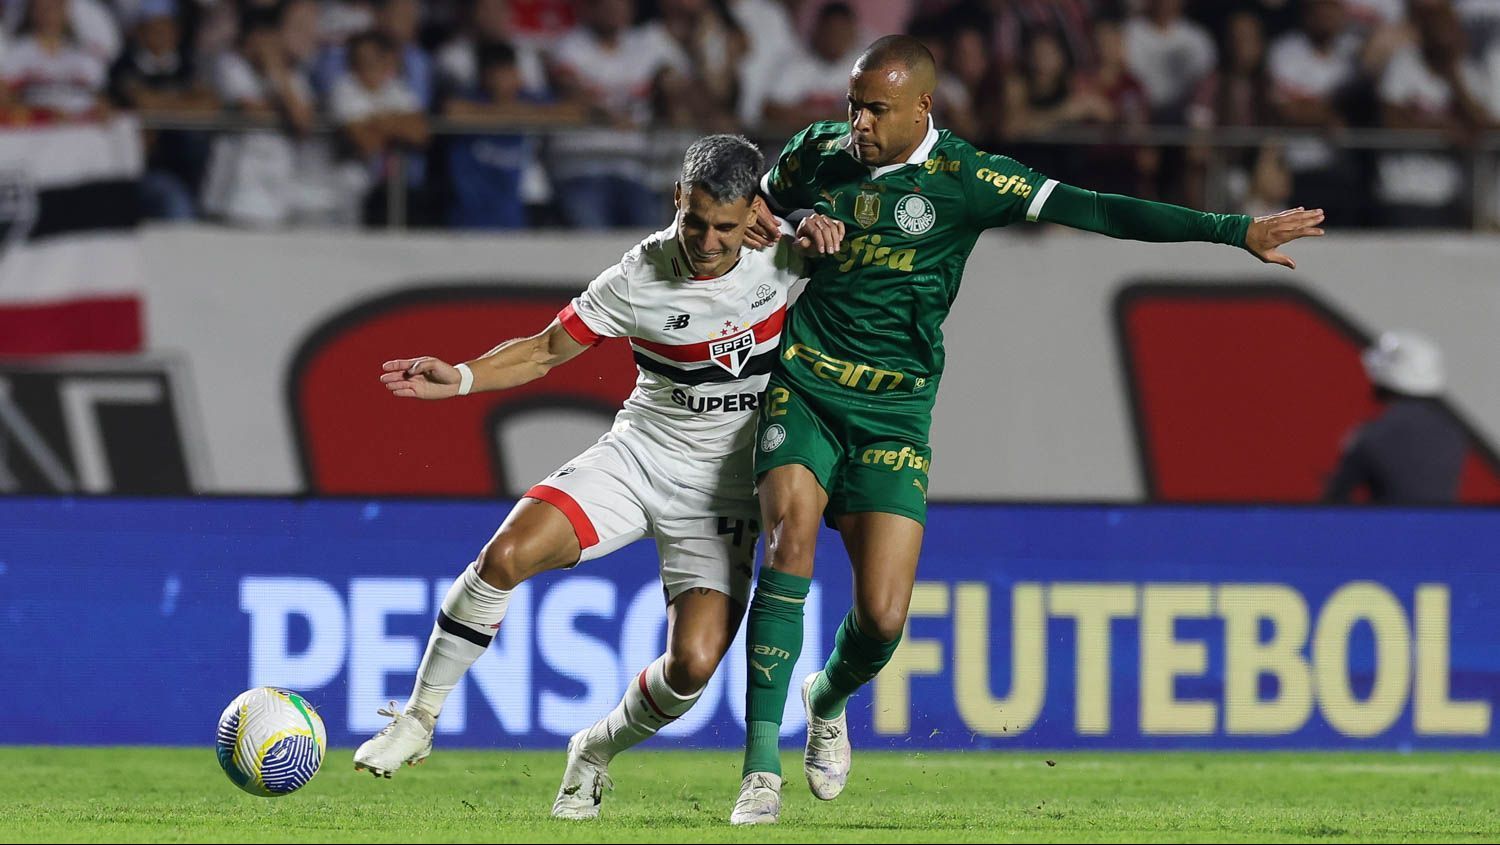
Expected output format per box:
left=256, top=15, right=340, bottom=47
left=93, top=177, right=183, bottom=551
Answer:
left=4, top=225, right=1496, bottom=501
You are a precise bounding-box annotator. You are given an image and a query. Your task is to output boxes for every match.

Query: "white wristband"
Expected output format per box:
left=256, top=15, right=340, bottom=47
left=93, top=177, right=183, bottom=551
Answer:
left=455, top=362, right=474, bottom=396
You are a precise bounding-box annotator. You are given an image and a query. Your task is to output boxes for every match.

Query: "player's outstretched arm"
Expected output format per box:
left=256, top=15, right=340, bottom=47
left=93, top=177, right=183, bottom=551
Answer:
left=1033, top=183, right=1325, bottom=269
left=378, top=320, right=589, bottom=400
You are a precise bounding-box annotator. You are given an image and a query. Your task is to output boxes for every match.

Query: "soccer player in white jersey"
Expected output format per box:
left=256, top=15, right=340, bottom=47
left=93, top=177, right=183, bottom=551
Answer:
left=354, top=134, right=834, bottom=820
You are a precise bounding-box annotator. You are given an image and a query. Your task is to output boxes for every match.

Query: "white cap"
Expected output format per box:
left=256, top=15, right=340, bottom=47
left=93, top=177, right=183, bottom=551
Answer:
left=1362, top=331, right=1445, bottom=397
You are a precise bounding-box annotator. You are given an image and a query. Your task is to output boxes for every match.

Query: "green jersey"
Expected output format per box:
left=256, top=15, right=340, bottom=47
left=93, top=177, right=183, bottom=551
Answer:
left=763, top=120, right=1252, bottom=398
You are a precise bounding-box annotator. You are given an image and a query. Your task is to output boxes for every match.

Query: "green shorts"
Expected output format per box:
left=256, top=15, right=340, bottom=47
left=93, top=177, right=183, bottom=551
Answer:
left=754, top=371, right=934, bottom=525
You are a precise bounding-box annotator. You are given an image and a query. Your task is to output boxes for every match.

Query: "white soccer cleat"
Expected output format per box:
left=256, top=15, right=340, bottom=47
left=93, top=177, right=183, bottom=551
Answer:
left=801, top=672, right=852, bottom=800
left=729, top=772, right=782, bottom=825
left=353, top=703, right=434, bottom=778
left=551, top=730, right=613, bottom=820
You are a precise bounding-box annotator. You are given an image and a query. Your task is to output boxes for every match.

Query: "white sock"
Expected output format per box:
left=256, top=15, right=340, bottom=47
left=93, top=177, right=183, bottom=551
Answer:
left=407, top=563, right=511, bottom=720
left=581, top=655, right=701, bottom=762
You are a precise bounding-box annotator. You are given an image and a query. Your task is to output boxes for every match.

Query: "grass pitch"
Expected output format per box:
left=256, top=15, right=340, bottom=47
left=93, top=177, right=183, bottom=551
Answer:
left=2, top=747, right=1498, bottom=842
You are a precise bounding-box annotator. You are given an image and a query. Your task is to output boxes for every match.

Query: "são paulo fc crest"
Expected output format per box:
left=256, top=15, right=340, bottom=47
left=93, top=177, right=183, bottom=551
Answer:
left=854, top=190, right=881, bottom=228
left=761, top=424, right=786, bottom=452
left=709, top=324, right=755, bottom=376
left=895, top=193, right=936, bottom=234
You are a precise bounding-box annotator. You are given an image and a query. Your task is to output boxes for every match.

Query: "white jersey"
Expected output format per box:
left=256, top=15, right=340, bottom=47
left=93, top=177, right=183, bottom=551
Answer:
left=557, top=225, right=803, bottom=483
left=0, top=37, right=106, bottom=115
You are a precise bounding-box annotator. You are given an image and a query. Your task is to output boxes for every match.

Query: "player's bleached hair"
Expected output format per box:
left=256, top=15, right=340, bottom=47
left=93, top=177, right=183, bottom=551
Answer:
left=679, top=135, right=765, bottom=204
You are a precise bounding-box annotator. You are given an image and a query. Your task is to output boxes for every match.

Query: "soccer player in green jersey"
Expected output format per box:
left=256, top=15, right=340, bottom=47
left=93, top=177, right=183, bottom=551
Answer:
left=728, top=35, right=1326, bottom=825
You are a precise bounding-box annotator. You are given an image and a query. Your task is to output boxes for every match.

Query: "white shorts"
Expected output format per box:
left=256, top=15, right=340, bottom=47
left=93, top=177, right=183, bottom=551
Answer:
left=522, top=427, right=759, bottom=606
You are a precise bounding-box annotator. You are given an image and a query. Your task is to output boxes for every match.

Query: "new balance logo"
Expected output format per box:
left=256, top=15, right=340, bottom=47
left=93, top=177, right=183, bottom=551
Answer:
left=663, top=314, right=691, bottom=330
left=751, top=660, right=778, bottom=682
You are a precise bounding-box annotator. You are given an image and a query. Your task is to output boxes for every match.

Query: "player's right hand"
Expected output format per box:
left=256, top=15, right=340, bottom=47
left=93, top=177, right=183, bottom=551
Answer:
left=1245, top=207, right=1325, bottom=270
left=742, top=195, right=781, bottom=249
left=380, top=357, right=461, bottom=400
left=795, top=213, right=844, bottom=255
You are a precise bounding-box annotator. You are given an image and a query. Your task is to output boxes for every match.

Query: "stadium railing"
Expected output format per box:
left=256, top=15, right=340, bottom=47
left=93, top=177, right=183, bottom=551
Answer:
left=131, top=113, right=1500, bottom=231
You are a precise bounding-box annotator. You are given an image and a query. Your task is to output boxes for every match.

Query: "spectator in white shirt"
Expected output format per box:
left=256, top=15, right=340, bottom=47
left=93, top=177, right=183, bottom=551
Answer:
left=0, top=0, right=109, bottom=117
left=1267, top=0, right=1364, bottom=227
left=313, top=0, right=433, bottom=111
left=200, top=6, right=332, bottom=226
left=546, top=0, right=690, bottom=228
left=213, top=6, right=316, bottom=135
left=728, top=0, right=798, bottom=127
left=3, top=0, right=120, bottom=63
left=1124, top=0, right=1217, bottom=124
left=332, top=31, right=431, bottom=224
left=436, top=0, right=548, bottom=100
left=761, top=1, right=865, bottom=133
left=1377, top=0, right=1496, bottom=226
left=1269, top=0, right=1362, bottom=134
left=333, top=33, right=429, bottom=167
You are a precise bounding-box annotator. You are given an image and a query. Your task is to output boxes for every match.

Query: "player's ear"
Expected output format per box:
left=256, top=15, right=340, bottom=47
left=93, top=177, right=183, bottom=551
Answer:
left=673, top=181, right=682, bottom=208
left=917, top=91, right=932, bottom=124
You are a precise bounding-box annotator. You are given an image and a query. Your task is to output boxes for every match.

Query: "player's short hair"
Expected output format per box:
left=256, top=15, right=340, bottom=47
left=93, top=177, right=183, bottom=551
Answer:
left=856, top=34, right=937, bottom=84
left=679, top=135, right=765, bottom=204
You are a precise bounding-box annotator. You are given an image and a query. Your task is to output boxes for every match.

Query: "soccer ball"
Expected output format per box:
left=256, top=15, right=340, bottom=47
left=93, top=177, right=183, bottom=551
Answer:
left=215, top=687, right=327, bottom=796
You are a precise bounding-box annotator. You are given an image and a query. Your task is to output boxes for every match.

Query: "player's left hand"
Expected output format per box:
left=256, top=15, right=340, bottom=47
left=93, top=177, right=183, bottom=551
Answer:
left=795, top=213, right=844, bottom=255
left=1245, top=207, right=1325, bottom=270
left=742, top=195, right=781, bottom=249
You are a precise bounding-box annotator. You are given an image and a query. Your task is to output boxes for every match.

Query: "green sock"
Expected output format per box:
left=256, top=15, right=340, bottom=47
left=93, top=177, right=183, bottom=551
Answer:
left=808, top=609, right=902, bottom=720
left=741, top=567, right=811, bottom=778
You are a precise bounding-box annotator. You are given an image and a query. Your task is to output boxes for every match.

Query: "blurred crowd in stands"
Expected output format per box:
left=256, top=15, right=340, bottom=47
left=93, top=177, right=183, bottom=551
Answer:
left=4, top=0, right=1500, bottom=228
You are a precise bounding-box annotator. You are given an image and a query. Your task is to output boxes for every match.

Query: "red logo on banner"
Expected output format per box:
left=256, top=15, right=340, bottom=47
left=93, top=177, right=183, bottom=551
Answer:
left=1115, top=282, right=1500, bottom=504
